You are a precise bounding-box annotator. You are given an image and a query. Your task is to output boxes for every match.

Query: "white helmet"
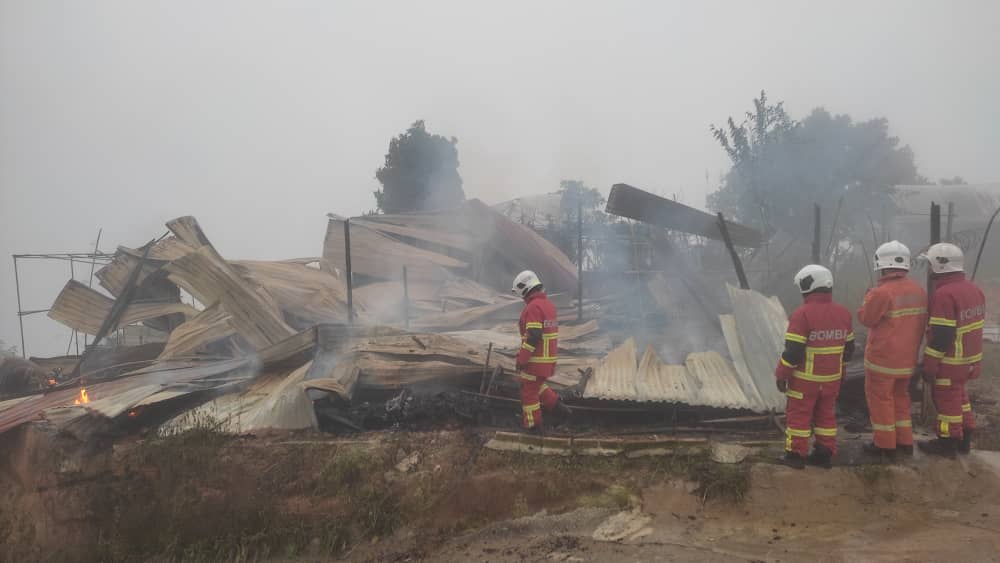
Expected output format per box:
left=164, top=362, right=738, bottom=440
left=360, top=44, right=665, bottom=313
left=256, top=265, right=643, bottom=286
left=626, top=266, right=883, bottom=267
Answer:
left=922, top=243, right=964, bottom=274
left=794, top=264, right=834, bottom=294
left=512, top=270, right=542, bottom=298
left=874, top=240, right=911, bottom=272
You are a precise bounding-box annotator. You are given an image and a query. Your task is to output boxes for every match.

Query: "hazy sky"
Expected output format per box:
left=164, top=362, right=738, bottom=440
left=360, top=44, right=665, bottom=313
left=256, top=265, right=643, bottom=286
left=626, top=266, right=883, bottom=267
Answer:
left=2, top=1, right=998, bottom=356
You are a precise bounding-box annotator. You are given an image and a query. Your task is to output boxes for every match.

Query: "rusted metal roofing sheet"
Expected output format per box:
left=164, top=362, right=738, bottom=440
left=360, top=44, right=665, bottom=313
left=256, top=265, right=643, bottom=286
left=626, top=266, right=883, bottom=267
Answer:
left=0, top=359, right=251, bottom=435
left=606, top=183, right=763, bottom=247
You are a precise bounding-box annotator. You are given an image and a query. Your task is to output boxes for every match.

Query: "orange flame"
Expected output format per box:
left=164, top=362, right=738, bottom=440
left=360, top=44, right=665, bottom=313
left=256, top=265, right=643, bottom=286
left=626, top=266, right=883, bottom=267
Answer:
left=74, top=388, right=90, bottom=405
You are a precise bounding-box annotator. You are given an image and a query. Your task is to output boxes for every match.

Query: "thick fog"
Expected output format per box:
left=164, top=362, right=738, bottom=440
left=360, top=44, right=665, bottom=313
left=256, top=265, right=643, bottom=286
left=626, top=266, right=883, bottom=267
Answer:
left=1, top=1, right=998, bottom=356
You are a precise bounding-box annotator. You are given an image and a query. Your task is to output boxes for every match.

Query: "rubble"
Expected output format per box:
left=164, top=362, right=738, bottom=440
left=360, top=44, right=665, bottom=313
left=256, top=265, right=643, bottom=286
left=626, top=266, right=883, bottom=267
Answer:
left=1, top=201, right=798, bottom=439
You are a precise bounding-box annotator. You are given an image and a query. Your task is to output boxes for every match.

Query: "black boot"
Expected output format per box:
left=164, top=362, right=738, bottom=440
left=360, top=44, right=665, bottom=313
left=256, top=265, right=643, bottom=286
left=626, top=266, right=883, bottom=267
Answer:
left=897, top=444, right=914, bottom=456
left=959, top=430, right=973, bottom=455
left=781, top=452, right=806, bottom=470
left=862, top=442, right=897, bottom=463
left=918, top=438, right=958, bottom=458
left=807, top=445, right=833, bottom=469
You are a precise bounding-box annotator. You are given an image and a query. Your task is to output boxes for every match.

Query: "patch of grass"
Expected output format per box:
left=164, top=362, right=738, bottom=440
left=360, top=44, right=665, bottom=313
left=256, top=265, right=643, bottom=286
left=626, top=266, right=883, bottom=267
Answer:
left=654, top=448, right=751, bottom=504
left=315, top=445, right=387, bottom=494
left=579, top=484, right=635, bottom=510
left=855, top=463, right=892, bottom=485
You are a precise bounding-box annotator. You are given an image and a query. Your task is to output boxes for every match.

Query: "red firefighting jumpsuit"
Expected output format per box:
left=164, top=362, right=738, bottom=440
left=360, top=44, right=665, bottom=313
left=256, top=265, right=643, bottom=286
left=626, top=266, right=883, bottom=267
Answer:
left=922, top=272, right=986, bottom=440
left=516, top=290, right=559, bottom=429
left=775, top=292, right=854, bottom=456
left=856, top=271, right=927, bottom=449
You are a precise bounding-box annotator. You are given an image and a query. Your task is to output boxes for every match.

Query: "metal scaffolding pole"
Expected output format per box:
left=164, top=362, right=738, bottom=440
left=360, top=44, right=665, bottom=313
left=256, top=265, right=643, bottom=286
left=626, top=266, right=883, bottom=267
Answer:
left=12, top=256, right=25, bottom=358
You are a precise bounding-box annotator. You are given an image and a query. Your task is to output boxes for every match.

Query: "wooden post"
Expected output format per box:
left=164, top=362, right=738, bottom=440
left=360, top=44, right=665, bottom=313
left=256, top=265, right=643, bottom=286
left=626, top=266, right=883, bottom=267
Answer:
left=344, top=219, right=354, bottom=324
left=402, top=265, right=409, bottom=329
left=85, top=228, right=102, bottom=348
left=922, top=202, right=942, bottom=425
left=577, top=188, right=584, bottom=322
left=717, top=212, right=750, bottom=290
left=812, top=204, right=822, bottom=263
left=12, top=256, right=25, bottom=358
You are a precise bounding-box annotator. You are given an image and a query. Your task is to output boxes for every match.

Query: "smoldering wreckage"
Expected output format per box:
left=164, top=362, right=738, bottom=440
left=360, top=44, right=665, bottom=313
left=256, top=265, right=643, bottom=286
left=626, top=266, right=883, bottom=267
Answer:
left=0, top=185, right=802, bottom=447
left=4, top=183, right=999, bottom=454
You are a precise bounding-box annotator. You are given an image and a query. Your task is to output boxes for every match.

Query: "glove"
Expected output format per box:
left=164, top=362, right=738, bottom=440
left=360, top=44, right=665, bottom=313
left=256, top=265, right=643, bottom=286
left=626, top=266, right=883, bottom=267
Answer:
left=776, top=379, right=788, bottom=393
left=970, top=364, right=982, bottom=380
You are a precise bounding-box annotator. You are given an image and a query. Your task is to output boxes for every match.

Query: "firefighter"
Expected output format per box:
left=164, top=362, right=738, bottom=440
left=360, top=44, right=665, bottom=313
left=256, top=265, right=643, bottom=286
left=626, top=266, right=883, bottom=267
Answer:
left=775, top=265, right=855, bottom=469
left=856, top=241, right=927, bottom=460
left=919, top=243, right=985, bottom=457
left=512, top=270, right=571, bottom=433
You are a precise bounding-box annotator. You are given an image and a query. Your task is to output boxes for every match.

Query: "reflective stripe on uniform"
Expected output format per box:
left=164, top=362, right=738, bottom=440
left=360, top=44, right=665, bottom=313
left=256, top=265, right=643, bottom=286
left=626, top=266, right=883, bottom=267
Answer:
left=786, top=427, right=811, bottom=437
left=962, top=403, right=972, bottom=413
left=786, top=389, right=804, bottom=400
left=521, top=342, right=536, bottom=352
left=814, top=426, right=837, bottom=437
left=872, top=423, right=896, bottom=432
left=924, top=346, right=946, bottom=359
left=887, top=307, right=927, bottom=318
left=938, top=413, right=963, bottom=438
left=780, top=357, right=796, bottom=368
left=785, top=332, right=807, bottom=344
left=793, top=371, right=841, bottom=383
left=863, top=359, right=913, bottom=376
left=525, top=322, right=543, bottom=329
left=518, top=372, right=538, bottom=382
left=896, top=419, right=912, bottom=428
left=935, top=378, right=951, bottom=386
left=942, top=353, right=983, bottom=366
left=846, top=332, right=855, bottom=341
left=929, top=316, right=957, bottom=327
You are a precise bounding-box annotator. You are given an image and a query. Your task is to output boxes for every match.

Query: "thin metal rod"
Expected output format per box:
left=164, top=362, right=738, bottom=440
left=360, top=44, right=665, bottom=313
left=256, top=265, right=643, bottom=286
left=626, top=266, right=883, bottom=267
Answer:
left=825, top=196, right=844, bottom=259
left=344, top=219, right=354, bottom=324
left=577, top=188, right=584, bottom=322
left=85, top=228, right=102, bottom=348
left=972, top=206, right=1000, bottom=281
left=717, top=212, right=750, bottom=289
left=13, top=256, right=25, bottom=358
left=70, top=258, right=79, bottom=355
left=87, top=229, right=102, bottom=289
left=922, top=202, right=942, bottom=425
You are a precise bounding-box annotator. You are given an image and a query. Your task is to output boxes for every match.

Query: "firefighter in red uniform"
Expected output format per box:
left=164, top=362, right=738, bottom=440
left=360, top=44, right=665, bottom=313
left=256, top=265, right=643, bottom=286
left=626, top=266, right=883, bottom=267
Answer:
left=856, top=241, right=927, bottom=460
left=775, top=265, right=855, bottom=469
left=919, top=243, right=986, bottom=457
left=512, top=270, right=571, bottom=433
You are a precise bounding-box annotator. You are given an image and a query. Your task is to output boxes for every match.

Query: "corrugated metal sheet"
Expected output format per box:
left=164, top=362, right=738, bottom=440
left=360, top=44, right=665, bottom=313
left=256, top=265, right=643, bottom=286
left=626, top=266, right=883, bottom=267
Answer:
left=725, top=285, right=787, bottom=411
left=160, top=362, right=316, bottom=434
left=0, top=359, right=251, bottom=435
left=48, top=279, right=198, bottom=335
left=582, top=287, right=788, bottom=413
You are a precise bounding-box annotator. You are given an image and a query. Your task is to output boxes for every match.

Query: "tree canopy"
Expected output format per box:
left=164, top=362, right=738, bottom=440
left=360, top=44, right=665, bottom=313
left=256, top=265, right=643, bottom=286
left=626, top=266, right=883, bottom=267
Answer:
left=708, top=91, right=924, bottom=240
left=374, top=120, right=464, bottom=213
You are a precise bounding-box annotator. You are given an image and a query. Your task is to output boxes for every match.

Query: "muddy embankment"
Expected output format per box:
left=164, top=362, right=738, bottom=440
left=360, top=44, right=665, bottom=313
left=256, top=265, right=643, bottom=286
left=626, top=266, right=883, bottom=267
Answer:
left=3, top=422, right=1000, bottom=563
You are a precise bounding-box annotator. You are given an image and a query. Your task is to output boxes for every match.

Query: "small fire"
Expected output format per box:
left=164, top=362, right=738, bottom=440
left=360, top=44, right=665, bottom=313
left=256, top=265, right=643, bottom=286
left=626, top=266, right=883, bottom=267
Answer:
left=73, top=388, right=90, bottom=405
left=47, top=378, right=56, bottom=387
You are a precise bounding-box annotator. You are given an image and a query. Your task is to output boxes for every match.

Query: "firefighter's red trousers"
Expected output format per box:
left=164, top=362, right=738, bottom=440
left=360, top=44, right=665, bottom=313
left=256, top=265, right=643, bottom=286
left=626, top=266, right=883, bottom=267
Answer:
left=932, top=368, right=975, bottom=440
left=519, top=372, right=558, bottom=429
left=865, top=370, right=913, bottom=449
left=784, top=377, right=841, bottom=456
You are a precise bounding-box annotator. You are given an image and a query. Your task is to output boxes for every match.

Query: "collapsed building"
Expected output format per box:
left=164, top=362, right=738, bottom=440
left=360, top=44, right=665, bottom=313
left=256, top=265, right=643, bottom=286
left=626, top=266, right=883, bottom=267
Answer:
left=1, top=187, right=795, bottom=441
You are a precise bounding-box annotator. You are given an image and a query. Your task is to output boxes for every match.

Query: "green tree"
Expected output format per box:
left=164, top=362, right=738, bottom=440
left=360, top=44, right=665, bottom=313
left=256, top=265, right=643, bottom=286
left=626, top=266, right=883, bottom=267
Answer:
left=374, top=120, right=464, bottom=213
left=709, top=91, right=923, bottom=240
